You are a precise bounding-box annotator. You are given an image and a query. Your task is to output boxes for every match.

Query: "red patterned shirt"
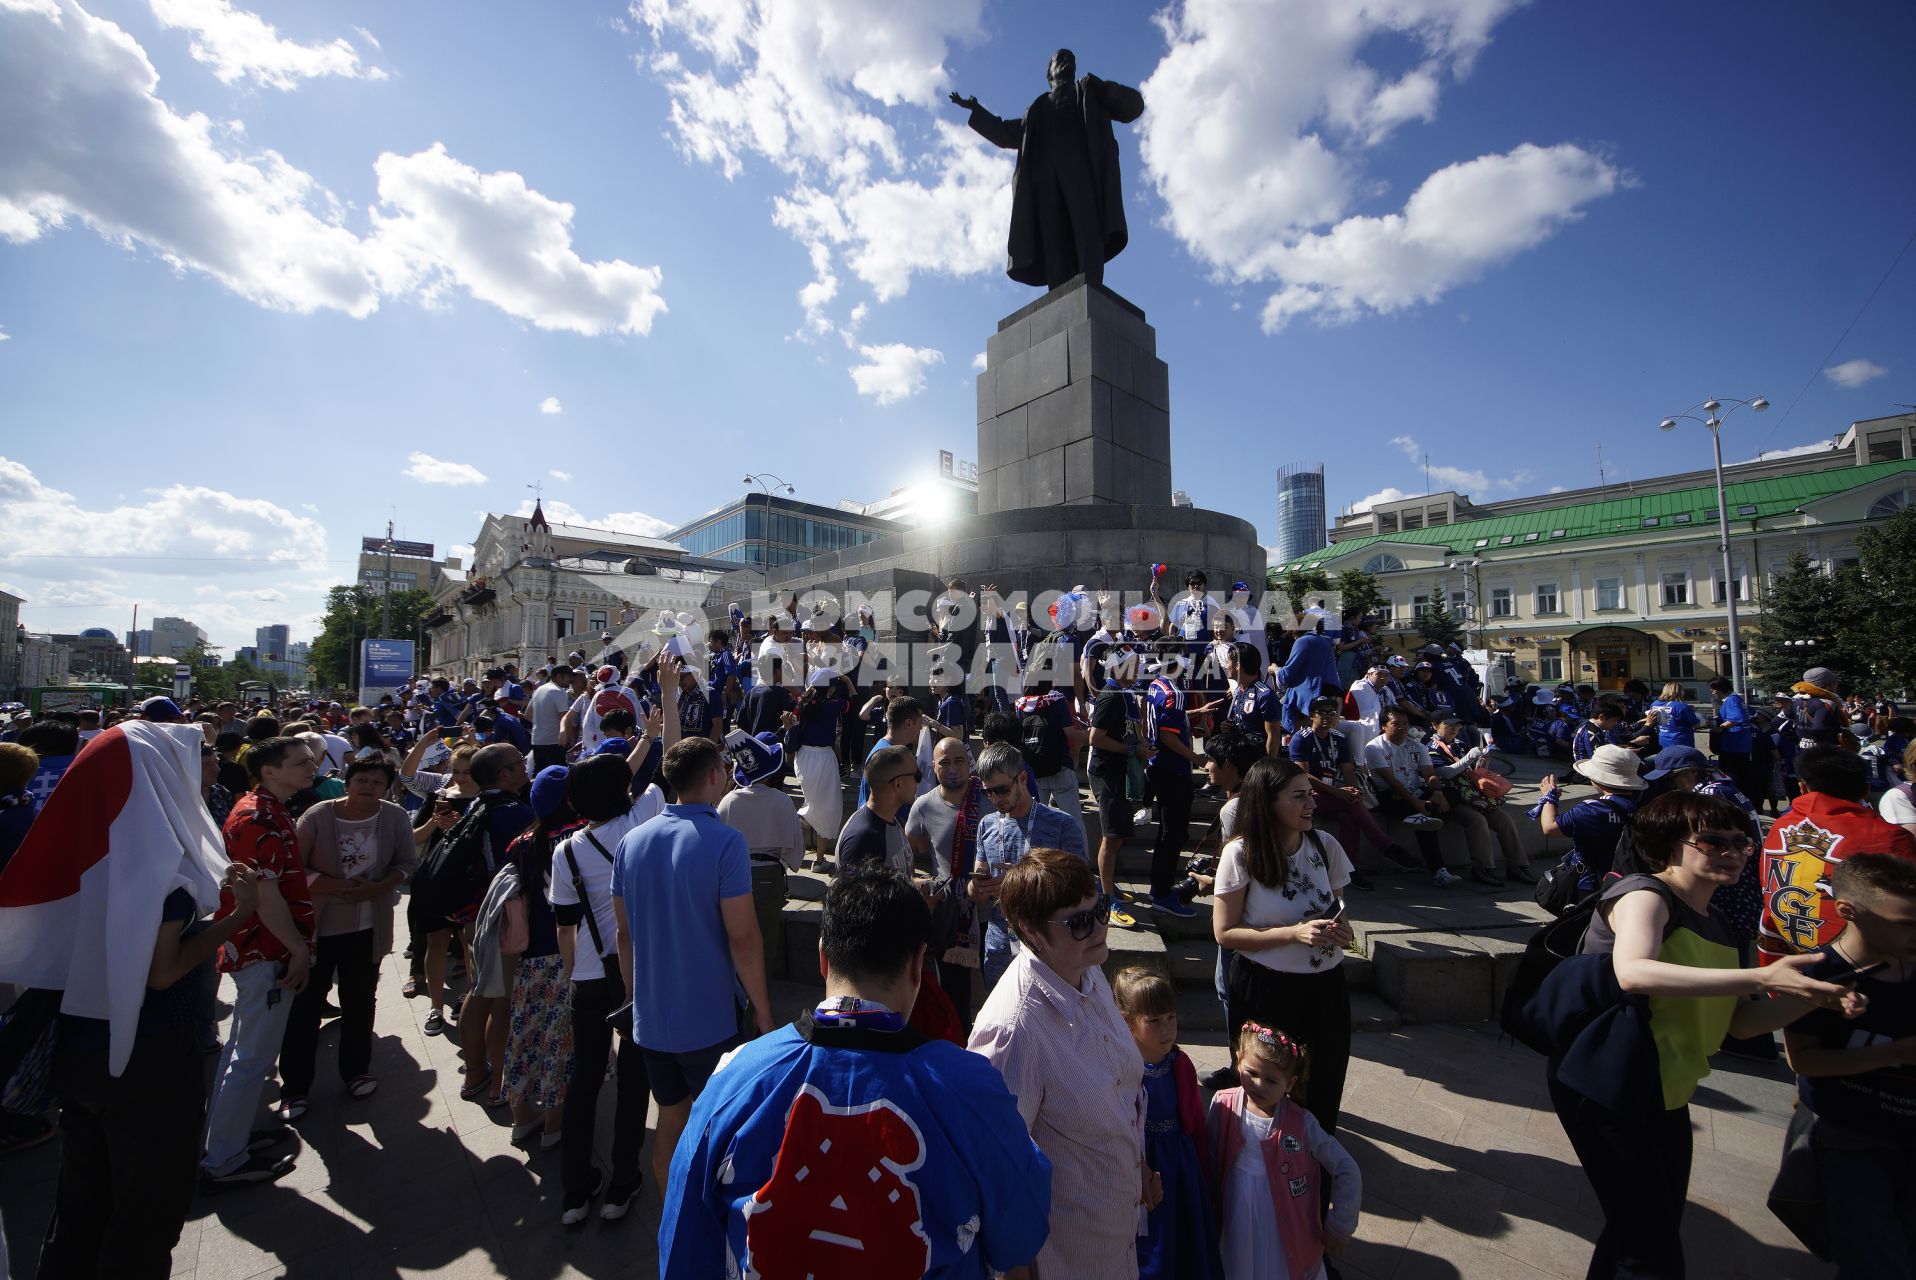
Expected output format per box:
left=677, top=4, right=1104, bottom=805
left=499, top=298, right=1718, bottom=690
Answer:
left=217, top=788, right=315, bottom=973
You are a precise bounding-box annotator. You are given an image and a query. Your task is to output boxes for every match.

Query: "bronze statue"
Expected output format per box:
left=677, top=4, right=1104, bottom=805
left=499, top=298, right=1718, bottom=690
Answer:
left=951, top=49, right=1144, bottom=290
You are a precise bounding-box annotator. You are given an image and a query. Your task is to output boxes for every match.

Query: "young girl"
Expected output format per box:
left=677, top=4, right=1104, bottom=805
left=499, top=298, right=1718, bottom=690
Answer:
left=1114, top=967, right=1222, bottom=1280
left=1207, top=1023, right=1362, bottom=1280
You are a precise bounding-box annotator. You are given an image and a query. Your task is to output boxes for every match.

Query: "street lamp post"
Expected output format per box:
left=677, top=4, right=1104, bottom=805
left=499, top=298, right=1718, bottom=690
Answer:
left=741, top=473, right=796, bottom=575
left=1658, top=395, right=1769, bottom=698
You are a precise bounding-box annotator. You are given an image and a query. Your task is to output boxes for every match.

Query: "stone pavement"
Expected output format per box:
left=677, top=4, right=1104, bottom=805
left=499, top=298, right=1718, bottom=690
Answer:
left=1, top=952, right=1833, bottom=1279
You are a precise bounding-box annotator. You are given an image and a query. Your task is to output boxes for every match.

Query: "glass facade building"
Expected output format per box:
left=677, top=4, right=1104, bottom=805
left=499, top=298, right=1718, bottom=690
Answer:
left=1275, top=464, right=1328, bottom=565
left=668, top=493, right=901, bottom=568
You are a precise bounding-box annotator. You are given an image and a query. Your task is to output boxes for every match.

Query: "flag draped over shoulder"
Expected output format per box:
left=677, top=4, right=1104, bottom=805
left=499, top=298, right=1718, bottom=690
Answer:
left=0, top=721, right=227, bottom=1075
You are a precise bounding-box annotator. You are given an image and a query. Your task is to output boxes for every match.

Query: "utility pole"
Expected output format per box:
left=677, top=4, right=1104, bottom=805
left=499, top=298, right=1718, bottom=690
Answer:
left=380, top=519, right=395, bottom=640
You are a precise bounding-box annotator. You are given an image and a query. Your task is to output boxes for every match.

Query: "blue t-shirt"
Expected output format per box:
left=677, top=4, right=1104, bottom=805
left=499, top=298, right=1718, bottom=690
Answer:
left=936, top=693, right=971, bottom=738
left=659, top=1017, right=1052, bottom=1279
left=614, top=803, right=753, bottom=1053
left=1714, top=693, right=1753, bottom=753
left=1228, top=680, right=1279, bottom=741
left=1557, top=794, right=1636, bottom=881
left=1652, top=699, right=1699, bottom=749
left=857, top=732, right=915, bottom=808
left=1287, top=727, right=1349, bottom=783
left=795, top=694, right=847, bottom=749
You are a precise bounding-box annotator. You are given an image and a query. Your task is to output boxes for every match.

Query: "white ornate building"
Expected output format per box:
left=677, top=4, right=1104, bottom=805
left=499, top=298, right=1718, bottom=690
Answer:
left=422, top=504, right=755, bottom=679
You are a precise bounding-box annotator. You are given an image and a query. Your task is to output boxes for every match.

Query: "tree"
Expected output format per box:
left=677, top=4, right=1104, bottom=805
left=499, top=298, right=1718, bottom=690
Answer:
left=1750, top=552, right=1854, bottom=697
left=1333, top=568, right=1386, bottom=623
left=309, top=585, right=436, bottom=692
left=1855, top=502, right=1916, bottom=695
left=1278, top=567, right=1331, bottom=621
left=1416, top=591, right=1463, bottom=647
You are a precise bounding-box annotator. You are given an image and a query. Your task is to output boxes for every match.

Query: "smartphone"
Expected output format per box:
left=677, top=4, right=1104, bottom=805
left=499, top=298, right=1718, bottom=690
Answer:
left=971, top=863, right=996, bottom=880
left=605, top=1001, right=633, bottom=1028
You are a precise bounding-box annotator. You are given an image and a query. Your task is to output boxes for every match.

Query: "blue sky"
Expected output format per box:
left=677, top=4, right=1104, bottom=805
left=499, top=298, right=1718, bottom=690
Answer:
left=2, top=0, right=1911, bottom=651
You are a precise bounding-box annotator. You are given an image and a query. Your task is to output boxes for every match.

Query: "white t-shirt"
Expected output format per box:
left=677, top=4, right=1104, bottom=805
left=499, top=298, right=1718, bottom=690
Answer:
left=1363, top=735, right=1431, bottom=795
left=318, top=733, right=352, bottom=774
left=1880, top=783, right=1916, bottom=829
left=528, top=682, right=570, bottom=747
left=1214, top=831, right=1353, bottom=974
left=549, top=786, right=664, bottom=982
left=333, top=812, right=379, bottom=932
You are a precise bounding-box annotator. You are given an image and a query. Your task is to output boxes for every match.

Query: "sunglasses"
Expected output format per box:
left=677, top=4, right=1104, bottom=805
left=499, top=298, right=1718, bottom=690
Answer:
left=1047, top=895, right=1113, bottom=941
left=884, top=768, right=922, bottom=787
left=1690, top=831, right=1754, bottom=855
left=984, top=779, right=1020, bottom=798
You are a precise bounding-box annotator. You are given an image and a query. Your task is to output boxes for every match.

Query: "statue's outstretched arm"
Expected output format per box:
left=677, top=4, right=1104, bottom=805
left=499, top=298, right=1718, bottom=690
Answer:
left=951, top=91, right=1021, bottom=149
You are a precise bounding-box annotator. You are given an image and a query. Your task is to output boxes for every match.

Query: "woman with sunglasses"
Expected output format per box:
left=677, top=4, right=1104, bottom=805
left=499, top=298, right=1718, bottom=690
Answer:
left=970, top=846, right=1156, bottom=1280
left=1549, top=790, right=1863, bottom=1278
left=1212, top=756, right=1357, bottom=1130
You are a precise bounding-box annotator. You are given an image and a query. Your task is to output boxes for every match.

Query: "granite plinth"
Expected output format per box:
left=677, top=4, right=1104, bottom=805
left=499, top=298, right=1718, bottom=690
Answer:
left=976, top=276, right=1171, bottom=514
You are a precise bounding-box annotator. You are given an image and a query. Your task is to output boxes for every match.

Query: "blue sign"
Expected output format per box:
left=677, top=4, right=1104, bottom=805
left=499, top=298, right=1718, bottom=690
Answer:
left=360, top=638, right=415, bottom=703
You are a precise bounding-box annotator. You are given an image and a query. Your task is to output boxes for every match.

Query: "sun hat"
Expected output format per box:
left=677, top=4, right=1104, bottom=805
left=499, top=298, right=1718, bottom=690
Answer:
left=1578, top=743, right=1648, bottom=791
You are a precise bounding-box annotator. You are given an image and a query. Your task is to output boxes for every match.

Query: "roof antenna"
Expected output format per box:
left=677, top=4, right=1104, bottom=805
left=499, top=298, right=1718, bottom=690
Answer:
left=1423, top=452, right=1430, bottom=495
left=1597, top=443, right=1606, bottom=488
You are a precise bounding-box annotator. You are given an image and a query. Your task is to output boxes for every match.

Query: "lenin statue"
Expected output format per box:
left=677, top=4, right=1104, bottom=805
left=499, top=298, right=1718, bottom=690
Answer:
left=951, top=49, right=1144, bottom=290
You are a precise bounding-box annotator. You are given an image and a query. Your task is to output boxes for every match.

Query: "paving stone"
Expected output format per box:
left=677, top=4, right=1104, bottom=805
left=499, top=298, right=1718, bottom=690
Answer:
left=1372, top=931, right=1495, bottom=1022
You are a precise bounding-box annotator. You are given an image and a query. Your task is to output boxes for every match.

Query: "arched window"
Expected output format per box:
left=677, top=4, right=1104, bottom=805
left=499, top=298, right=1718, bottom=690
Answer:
left=1868, top=488, right=1910, bottom=520
left=1362, top=553, right=1406, bottom=573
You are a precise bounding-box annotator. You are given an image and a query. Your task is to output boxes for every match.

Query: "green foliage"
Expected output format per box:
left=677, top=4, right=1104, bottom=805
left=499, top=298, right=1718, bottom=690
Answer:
left=1749, top=551, right=1880, bottom=697
left=1279, top=567, right=1331, bottom=620
left=308, top=585, right=435, bottom=692
left=1333, top=568, right=1386, bottom=623
left=1416, top=590, right=1463, bottom=647
left=1856, top=503, right=1916, bottom=696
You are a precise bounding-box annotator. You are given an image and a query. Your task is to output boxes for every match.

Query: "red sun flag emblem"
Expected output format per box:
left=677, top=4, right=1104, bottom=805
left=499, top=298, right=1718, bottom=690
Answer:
left=742, top=1086, right=931, bottom=1278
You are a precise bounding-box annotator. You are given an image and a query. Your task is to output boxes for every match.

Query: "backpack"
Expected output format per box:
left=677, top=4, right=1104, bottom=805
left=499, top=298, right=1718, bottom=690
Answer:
left=1501, top=876, right=1679, bottom=1056
left=1021, top=702, right=1068, bottom=779
left=411, top=794, right=502, bottom=922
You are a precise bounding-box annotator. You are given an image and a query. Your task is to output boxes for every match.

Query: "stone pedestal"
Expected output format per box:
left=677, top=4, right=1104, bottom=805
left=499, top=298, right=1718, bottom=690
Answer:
left=975, top=276, right=1171, bottom=514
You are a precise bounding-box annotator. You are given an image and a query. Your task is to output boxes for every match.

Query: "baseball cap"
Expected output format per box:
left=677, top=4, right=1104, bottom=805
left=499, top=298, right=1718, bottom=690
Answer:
left=138, top=696, right=183, bottom=721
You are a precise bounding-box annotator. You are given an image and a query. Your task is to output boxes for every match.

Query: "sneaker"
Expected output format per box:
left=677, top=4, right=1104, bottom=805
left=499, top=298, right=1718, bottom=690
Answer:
left=1150, top=894, right=1197, bottom=919
left=1109, top=902, right=1137, bottom=927
left=1468, top=868, right=1507, bottom=888
left=510, top=1118, right=542, bottom=1144
left=200, top=1152, right=296, bottom=1190
left=1432, top=868, right=1463, bottom=888
left=247, top=1127, right=294, bottom=1154
left=600, top=1180, right=642, bottom=1221
left=1404, top=813, right=1443, bottom=829
left=1132, top=808, right=1154, bottom=829
left=1200, top=1064, right=1238, bottom=1090
left=1381, top=843, right=1422, bottom=870
left=541, top=1130, right=563, bottom=1150
left=562, top=1170, right=603, bottom=1228
left=423, top=1008, right=448, bottom=1036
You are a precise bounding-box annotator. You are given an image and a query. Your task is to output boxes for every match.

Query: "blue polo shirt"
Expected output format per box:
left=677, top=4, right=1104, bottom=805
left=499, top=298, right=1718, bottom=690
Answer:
left=614, top=803, right=753, bottom=1053
left=1714, top=693, right=1753, bottom=754
left=1287, top=727, right=1350, bottom=783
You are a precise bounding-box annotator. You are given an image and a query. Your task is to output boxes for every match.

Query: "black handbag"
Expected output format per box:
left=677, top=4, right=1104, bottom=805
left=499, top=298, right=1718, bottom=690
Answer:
left=1533, top=855, right=1585, bottom=917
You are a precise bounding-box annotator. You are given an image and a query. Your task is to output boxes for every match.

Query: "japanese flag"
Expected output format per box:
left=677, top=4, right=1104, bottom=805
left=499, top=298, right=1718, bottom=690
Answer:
left=0, top=722, right=227, bottom=1075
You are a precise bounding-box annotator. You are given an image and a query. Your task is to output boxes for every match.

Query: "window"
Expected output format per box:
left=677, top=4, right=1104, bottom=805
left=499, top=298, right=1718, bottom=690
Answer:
left=1736, top=504, right=1758, bottom=517
left=1596, top=576, right=1623, bottom=611
left=1642, top=517, right=1660, bottom=528
left=1550, top=529, right=1567, bottom=539
left=1869, top=490, right=1911, bottom=520
left=1498, top=535, right=1515, bottom=545
left=1474, top=538, right=1490, bottom=549
left=1674, top=513, right=1692, bottom=524
left=1535, top=582, right=1560, bottom=614
left=1868, top=433, right=1905, bottom=463
left=1538, top=647, right=1564, bottom=681
left=1411, top=593, right=1430, bottom=621
left=1450, top=591, right=1468, bottom=616
left=588, top=610, right=607, bottom=634
left=553, top=608, right=574, bottom=639
left=1702, top=509, right=1719, bottom=522
left=1523, top=531, right=1540, bottom=542
left=1661, top=572, right=1689, bottom=606
left=1401, top=511, right=1423, bottom=530
left=1374, top=601, right=1395, bottom=627
left=1362, top=553, right=1405, bottom=573
left=1711, top=573, right=1743, bottom=603
left=1667, top=644, right=1695, bottom=680
left=1490, top=587, right=1513, bottom=617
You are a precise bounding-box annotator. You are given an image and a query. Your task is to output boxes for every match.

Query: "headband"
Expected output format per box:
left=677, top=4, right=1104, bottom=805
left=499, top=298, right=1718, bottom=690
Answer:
left=1242, top=1021, right=1299, bottom=1055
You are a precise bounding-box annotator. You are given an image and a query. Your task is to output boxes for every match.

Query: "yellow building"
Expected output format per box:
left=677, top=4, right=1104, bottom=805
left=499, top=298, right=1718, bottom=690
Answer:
left=1284, top=415, right=1914, bottom=695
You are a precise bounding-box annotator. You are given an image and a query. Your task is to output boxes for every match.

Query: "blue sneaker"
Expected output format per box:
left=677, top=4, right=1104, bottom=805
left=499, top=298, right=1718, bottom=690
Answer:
left=1150, top=894, right=1197, bottom=918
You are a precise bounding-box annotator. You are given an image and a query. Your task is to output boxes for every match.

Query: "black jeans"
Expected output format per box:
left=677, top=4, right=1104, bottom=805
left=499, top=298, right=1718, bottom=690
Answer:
left=1549, top=1076, right=1692, bottom=1278
left=279, top=928, right=377, bottom=1096
left=39, top=1022, right=204, bottom=1280
left=1148, top=765, right=1193, bottom=898
left=1227, top=962, right=1352, bottom=1133
left=562, top=969, right=649, bottom=1199
left=1374, top=791, right=1444, bottom=872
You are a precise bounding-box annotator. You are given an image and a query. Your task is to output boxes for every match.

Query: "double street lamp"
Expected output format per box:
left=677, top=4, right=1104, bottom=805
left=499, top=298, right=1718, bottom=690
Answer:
left=1658, top=395, right=1769, bottom=698
left=742, top=473, right=795, bottom=574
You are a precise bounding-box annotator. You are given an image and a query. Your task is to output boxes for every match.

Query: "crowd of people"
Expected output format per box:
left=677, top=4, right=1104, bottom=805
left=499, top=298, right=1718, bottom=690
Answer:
left=0, top=573, right=1912, bottom=1280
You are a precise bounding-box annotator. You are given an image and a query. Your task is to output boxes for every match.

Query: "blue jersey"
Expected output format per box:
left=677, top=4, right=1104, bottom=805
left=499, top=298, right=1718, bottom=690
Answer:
left=1227, top=680, right=1279, bottom=741
left=1146, top=677, right=1191, bottom=775
left=660, top=1017, right=1052, bottom=1280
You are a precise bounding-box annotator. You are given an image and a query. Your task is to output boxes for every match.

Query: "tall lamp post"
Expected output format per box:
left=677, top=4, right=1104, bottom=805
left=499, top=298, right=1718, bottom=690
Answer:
left=741, top=473, right=795, bottom=574
left=1658, top=395, right=1768, bottom=698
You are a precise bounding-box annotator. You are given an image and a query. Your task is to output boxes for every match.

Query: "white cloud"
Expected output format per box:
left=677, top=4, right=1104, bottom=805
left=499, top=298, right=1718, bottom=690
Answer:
left=0, top=324, right=8, bottom=340
left=970, top=350, right=986, bottom=371
left=350, top=24, right=379, bottom=51
left=1824, top=357, right=1887, bottom=389
left=539, top=395, right=563, bottom=414
left=1385, top=433, right=1489, bottom=494
left=514, top=498, right=674, bottom=539
left=368, top=144, right=668, bottom=337
left=849, top=341, right=941, bottom=404
left=638, top=0, right=1003, bottom=343
left=1349, top=486, right=1410, bottom=514
left=549, top=469, right=574, bottom=482
left=0, top=1, right=665, bottom=336
left=1139, top=0, right=1622, bottom=331
left=148, top=0, right=383, bottom=90
left=404, top=451, right=488, bottom=486
left=448, top=542, right=476, bottom=565
left=1739, top=440, right=1839, bottom=464
left=0, top=454, right=326, bottom=571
